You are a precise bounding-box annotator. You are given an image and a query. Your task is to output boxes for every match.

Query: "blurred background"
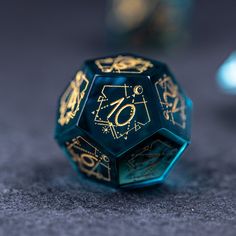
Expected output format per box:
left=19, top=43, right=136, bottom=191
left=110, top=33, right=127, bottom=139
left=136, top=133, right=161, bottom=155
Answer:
left=0, top=1, right=236, bottom=236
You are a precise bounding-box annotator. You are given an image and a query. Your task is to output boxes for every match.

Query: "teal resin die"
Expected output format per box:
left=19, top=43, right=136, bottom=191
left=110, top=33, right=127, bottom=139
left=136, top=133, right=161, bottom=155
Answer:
left=55, top=54, right=192, bottom=188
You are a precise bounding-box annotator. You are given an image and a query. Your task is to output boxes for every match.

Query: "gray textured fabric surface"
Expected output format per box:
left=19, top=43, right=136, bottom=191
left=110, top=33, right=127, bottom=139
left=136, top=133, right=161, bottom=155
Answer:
left=0, top=1, right=236, bottom=235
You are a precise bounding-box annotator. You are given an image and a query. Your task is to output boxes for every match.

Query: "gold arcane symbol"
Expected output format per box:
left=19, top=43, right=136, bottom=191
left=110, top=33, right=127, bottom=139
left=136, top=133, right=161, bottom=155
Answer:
left=66, top=136, right=111, bottom=182
left=95, top=55, right=153, bottom=73
left=58, top=71, right=89, bottom=126
left=155, top=76, right=186, bottom=129
left=92, top=84, right=151, bottom=140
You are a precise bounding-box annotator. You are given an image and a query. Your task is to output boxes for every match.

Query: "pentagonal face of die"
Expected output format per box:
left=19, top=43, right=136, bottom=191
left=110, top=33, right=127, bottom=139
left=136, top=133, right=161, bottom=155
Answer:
left=55, top=69, right=92, bottom=138
left=151, top=65, right=192, bottom=141
left=56, top=128, right=117, bottom=186
left=118, top=134, right=183, bottom=187
left=79, top=75, right=161, bottom=156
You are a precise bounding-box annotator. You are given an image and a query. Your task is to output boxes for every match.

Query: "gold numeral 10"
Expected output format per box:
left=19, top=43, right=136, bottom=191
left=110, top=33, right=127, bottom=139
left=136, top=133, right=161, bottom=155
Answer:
left=107, top=97, right=136, bottom=127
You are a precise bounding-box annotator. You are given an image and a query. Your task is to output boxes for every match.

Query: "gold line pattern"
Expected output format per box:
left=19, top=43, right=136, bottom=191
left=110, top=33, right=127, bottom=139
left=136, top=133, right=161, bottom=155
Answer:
left=119, top=138, right=179, bottom=184
left=58, top=71, right=89, bottom=126
left=92, top=84, right=151, bottom=140
left=155, top=75, right=186, bottom=129
left=66, top=136, right=111, bottom=182
left=95, top=55, right=153, bottom=73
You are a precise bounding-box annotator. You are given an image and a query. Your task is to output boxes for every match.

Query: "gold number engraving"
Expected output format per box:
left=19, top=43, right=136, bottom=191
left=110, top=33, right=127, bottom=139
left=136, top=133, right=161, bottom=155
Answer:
left=66, top=136, right=111, bottom=182
left=107, top=98, right=136, bottom=127
left=92, top=84, right=150, bottom=140
left=107, top=97, right=125, bottom=119
left=155, top=76, right=186, bottom=129
left=115, top=104, right=136, bottom=127
left=95, top=55, right=153, bottom=73
left=58, top=71, right=89, bottom=126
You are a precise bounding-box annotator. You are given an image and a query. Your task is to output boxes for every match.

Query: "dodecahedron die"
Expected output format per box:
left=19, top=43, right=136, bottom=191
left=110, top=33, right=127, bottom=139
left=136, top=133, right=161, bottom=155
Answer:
left=55, top=54, right=192, bottom=188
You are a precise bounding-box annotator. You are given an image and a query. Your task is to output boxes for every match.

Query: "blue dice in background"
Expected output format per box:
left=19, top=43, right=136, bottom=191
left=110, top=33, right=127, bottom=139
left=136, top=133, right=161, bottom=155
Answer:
left=55, top=54, right=192, bottom=188
left=217, top=52, right=236, bottom=94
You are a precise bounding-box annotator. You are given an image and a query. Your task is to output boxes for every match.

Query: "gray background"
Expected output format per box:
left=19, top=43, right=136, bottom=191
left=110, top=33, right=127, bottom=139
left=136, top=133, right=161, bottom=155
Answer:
left=0, top=0, right=236, bottom=235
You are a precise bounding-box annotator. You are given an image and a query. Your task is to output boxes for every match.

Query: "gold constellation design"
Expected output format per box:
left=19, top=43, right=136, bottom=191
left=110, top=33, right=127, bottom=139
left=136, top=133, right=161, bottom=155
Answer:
left=92, top=84, right=151, bottom=140
left=66, top=136, right=111, bottom=182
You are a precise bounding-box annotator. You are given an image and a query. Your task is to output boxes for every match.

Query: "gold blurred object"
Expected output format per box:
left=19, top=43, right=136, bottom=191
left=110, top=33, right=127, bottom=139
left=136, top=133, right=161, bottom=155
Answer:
left=113, top=0, right=154, bottom=30
left=107, top=0, right=193, bottom=47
